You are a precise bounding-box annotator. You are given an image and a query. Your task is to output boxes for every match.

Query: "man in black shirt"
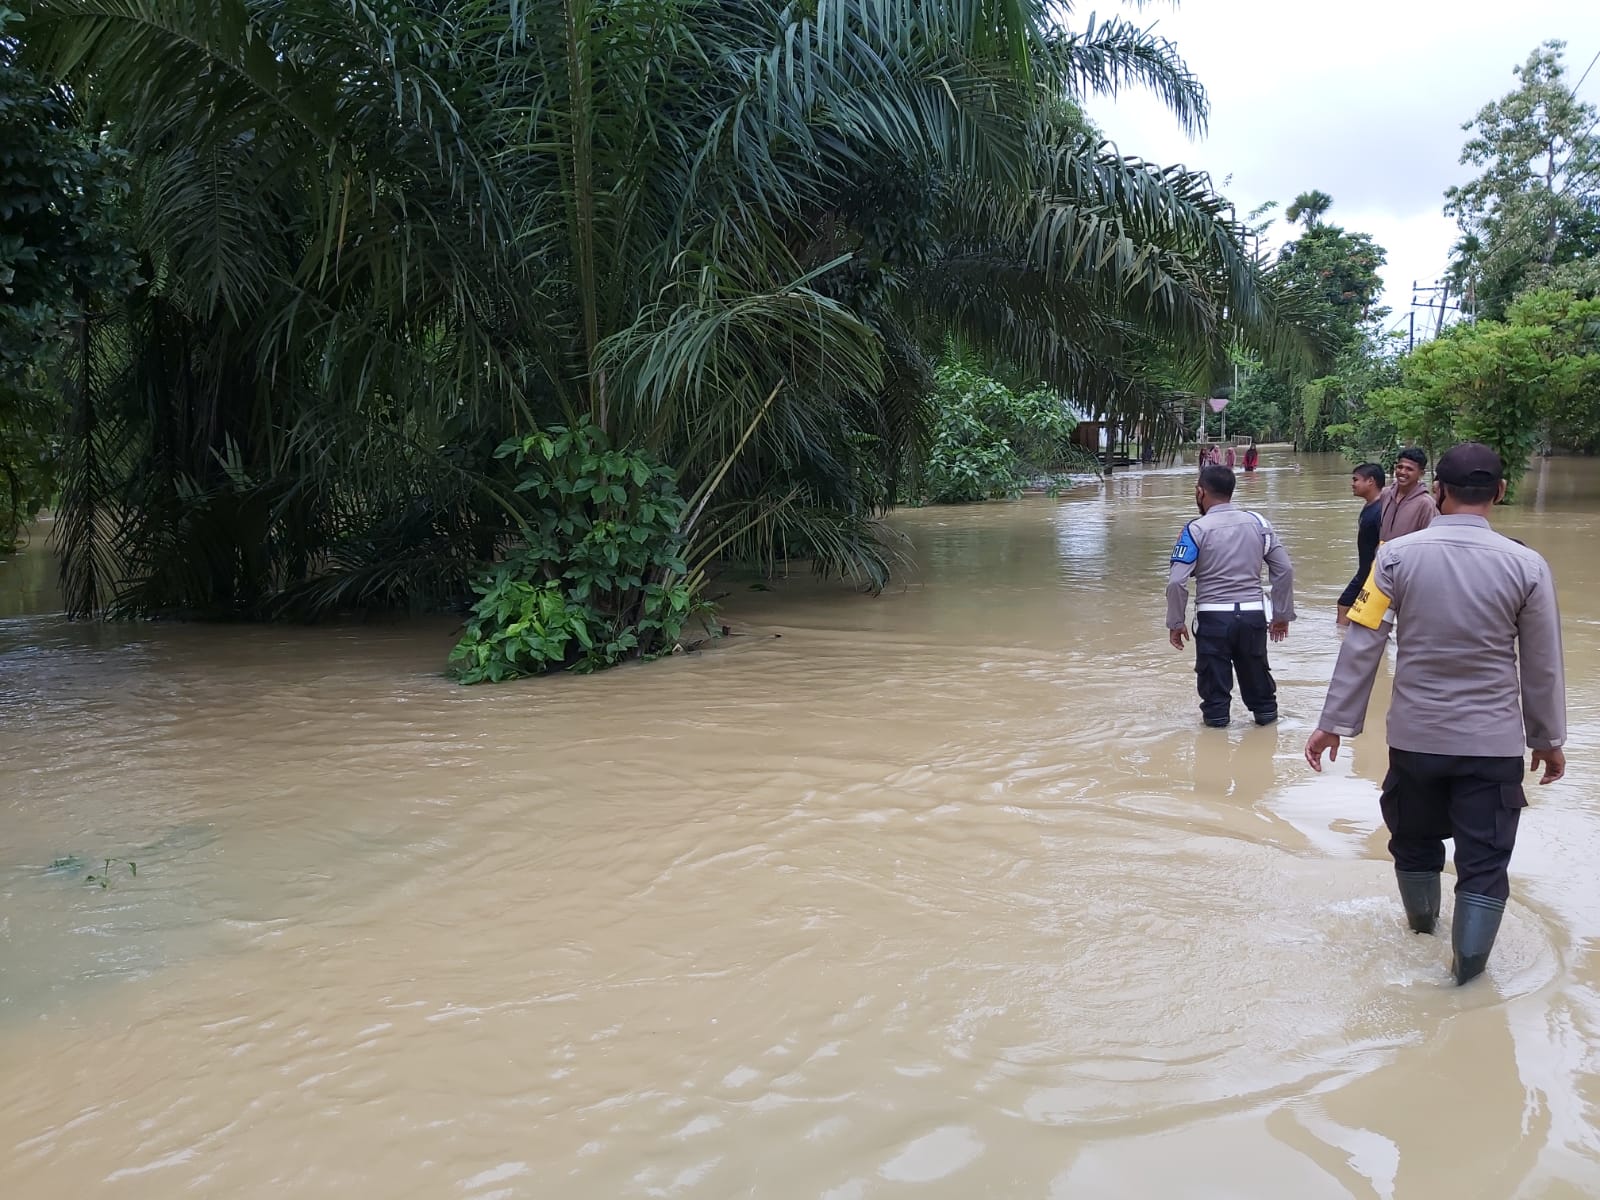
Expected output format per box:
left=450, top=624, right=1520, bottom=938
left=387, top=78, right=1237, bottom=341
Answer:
left=1336, top=463, right=1385, bottom=626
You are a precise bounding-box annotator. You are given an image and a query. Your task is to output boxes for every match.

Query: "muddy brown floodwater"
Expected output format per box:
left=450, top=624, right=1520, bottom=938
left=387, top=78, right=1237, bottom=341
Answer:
left=3, top=452, right=1600, bottom=1198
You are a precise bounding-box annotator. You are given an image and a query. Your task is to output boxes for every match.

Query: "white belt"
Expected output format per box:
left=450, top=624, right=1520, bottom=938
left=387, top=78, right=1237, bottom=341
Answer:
left=1197, top=600, right=1265, bottom=612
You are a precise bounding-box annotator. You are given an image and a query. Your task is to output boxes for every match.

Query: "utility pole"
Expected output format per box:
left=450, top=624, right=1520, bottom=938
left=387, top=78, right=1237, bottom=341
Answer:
left=1410, top=279, right=1460, bottom=345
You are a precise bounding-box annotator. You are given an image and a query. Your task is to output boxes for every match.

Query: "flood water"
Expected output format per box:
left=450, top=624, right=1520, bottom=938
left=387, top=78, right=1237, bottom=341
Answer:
left=3, top=452, right=1599, bottom=1198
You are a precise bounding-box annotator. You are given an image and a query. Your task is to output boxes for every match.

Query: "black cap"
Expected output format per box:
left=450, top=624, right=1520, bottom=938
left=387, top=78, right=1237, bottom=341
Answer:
left=1434, top=442, right=1504, bottom=488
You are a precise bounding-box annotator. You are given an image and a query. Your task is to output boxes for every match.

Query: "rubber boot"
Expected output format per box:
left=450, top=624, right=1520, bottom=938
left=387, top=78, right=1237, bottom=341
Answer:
left=1395, top=869, right=1440, bottom=935
left=1451, top=892, right=1506, bottom=986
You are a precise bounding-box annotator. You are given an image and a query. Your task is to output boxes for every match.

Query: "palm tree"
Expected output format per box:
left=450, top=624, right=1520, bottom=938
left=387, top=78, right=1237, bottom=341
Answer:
left=1286, top=190, right=1335, bottom=230
left=21, top=0, right=1307, bottom=619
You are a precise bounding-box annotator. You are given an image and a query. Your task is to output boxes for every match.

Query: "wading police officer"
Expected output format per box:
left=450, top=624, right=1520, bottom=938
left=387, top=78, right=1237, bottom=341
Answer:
left=1167, top=465, right=1296, bottom=727
left=1304, top=443, right=1567, bottom=985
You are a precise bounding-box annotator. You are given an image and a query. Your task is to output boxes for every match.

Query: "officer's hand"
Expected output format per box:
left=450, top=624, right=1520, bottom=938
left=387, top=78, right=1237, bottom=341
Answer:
left=1531, top=747, right=1566, bottom=785
left=1269, top=620, right=1289, bottom=643
left=1169, top=627, right=1189, bottom=650
left=1304, top=730, right=1341, bottom=773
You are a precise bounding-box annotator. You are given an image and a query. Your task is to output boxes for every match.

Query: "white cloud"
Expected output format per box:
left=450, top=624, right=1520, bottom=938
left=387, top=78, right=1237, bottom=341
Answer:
left=1088, top=0, right=1598, bottom=315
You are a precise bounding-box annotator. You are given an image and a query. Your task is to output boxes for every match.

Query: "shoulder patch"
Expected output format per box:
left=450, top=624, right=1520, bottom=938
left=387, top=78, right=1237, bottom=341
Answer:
left=1171, top=524, right=1199, bottom=565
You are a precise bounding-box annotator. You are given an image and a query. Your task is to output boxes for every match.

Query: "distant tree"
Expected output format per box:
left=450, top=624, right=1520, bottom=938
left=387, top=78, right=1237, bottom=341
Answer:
left=1445, top=41, right=1600, bottom=320
left=1285, top=189, right=1334, bottom=230
left=1262, top=215, right=1390, bottom=450
left=1274, top=225, right=1388, bottom=347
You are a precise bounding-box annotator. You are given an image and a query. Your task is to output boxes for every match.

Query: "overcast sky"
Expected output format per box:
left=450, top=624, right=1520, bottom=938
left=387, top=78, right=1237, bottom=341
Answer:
left=1089, top=0, right=1599, bottom=332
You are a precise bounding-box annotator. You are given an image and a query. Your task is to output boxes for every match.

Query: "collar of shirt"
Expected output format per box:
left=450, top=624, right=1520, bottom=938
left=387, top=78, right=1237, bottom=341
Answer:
left=1429, top=514, right=1491, bottom=530
left=1390, top=484, right=1427, bottom=506
left=1203, top=502, right=1235, bottom=515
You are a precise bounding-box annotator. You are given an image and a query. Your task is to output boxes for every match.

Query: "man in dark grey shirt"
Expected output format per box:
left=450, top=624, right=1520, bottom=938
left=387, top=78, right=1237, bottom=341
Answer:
left=1167, top=465, right=1295, bottom=728
left=1304, top=443, right=1567, bottom=985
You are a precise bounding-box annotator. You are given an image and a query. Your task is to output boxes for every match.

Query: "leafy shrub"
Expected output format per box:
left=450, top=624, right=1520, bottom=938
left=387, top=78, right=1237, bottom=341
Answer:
left=908, top=355, right=1096, bottom=504
left=449, top=425, right=705, bottom=683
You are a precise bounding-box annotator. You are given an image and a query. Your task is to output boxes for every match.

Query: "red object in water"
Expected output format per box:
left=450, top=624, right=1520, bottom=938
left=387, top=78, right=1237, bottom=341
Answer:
left=1243, top=446, right=1259, bottom=472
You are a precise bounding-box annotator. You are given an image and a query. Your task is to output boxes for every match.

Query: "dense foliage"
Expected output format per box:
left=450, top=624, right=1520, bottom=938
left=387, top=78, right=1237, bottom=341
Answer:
left=910, top=354, right=1096, bottom=504
left=0, top=4, right=127, bottom=548
left=6, top=0, right=1318, bottom=677
left=1346, top=291, right=1600, bottom=491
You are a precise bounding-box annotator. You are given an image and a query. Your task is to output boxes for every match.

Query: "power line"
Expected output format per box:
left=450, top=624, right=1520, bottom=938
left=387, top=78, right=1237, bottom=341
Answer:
left=1575, top=47, right=1600, bottom=94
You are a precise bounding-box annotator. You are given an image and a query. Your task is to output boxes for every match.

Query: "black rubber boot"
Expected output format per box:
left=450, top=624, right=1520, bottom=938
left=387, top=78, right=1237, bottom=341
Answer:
left=1395, top=869, right=1440, bottom=935
left=1253, top=709, right=1278, bottom=726
left=1451, top=892, right=1506, bottom=986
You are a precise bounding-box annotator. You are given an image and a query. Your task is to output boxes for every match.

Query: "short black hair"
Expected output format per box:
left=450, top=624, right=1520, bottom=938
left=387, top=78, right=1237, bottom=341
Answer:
left=1397, top=447, right=1427, bottom=468
left=1353, top=462, right=1385, bottom=488
left=1439, top=480, right=1499, bottom=506
left=1198, top=464, right=1236, bottom=498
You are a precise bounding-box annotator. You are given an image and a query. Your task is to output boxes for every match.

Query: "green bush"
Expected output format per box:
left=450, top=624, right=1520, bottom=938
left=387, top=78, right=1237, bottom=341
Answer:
left=449, top=425, right=705, bottom=683
left=910, top=356, right=1094, bottom=504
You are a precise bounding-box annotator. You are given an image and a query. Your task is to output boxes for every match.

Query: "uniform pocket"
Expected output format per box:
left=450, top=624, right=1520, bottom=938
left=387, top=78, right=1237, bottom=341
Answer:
left=1493, top=782, right=1527, bottom=851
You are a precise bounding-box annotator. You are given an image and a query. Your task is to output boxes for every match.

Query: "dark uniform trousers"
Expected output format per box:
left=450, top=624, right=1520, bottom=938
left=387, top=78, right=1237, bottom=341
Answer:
left=1194, top=606, right=1277, bottom=725
left=1380, top=749, right=1527, bottom=900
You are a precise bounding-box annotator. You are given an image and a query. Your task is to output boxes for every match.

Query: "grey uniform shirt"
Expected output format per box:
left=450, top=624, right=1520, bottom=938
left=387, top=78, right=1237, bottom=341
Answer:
left=1316, top=514, right=1566, bottom=757
left=1166, top=503, right=1297, bottom=629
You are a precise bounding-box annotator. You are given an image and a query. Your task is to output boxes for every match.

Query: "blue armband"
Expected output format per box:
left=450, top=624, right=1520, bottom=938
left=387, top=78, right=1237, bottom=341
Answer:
left=1171, top=524, right=1199, bottom=565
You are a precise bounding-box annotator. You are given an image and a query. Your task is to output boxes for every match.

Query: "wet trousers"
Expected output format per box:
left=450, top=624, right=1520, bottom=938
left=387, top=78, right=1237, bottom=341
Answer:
left=1380, top=749, right=1527, bottom=901
left=1193, top=609, right=1277, bottom=725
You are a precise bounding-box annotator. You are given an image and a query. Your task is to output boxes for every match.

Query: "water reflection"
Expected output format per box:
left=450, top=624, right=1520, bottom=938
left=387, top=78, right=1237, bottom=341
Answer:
left=0, top=520, right=60, bottom=618
left=1, top=453, right=1599, bottom=1196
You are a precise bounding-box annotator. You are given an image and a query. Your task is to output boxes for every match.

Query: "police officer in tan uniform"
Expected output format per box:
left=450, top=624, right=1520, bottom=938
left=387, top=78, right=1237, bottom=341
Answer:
left=1304, top=443, right=1567, bottom=985
left=1167, top=465, right=1295, bottom=727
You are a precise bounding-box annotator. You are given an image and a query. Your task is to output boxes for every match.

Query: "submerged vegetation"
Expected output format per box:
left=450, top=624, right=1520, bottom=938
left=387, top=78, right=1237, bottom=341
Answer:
left=4, top=0, right=1326, bottom=676
left=47, top=855, right=138, bottom=887
left=449, top=426, right=704, bottom=682
left=910, top=352, right=1099, bottom=505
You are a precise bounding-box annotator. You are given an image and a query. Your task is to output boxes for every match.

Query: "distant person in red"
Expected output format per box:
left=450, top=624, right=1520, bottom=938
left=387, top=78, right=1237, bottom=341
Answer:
left=1243, top=444, right=1259, bottom=472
